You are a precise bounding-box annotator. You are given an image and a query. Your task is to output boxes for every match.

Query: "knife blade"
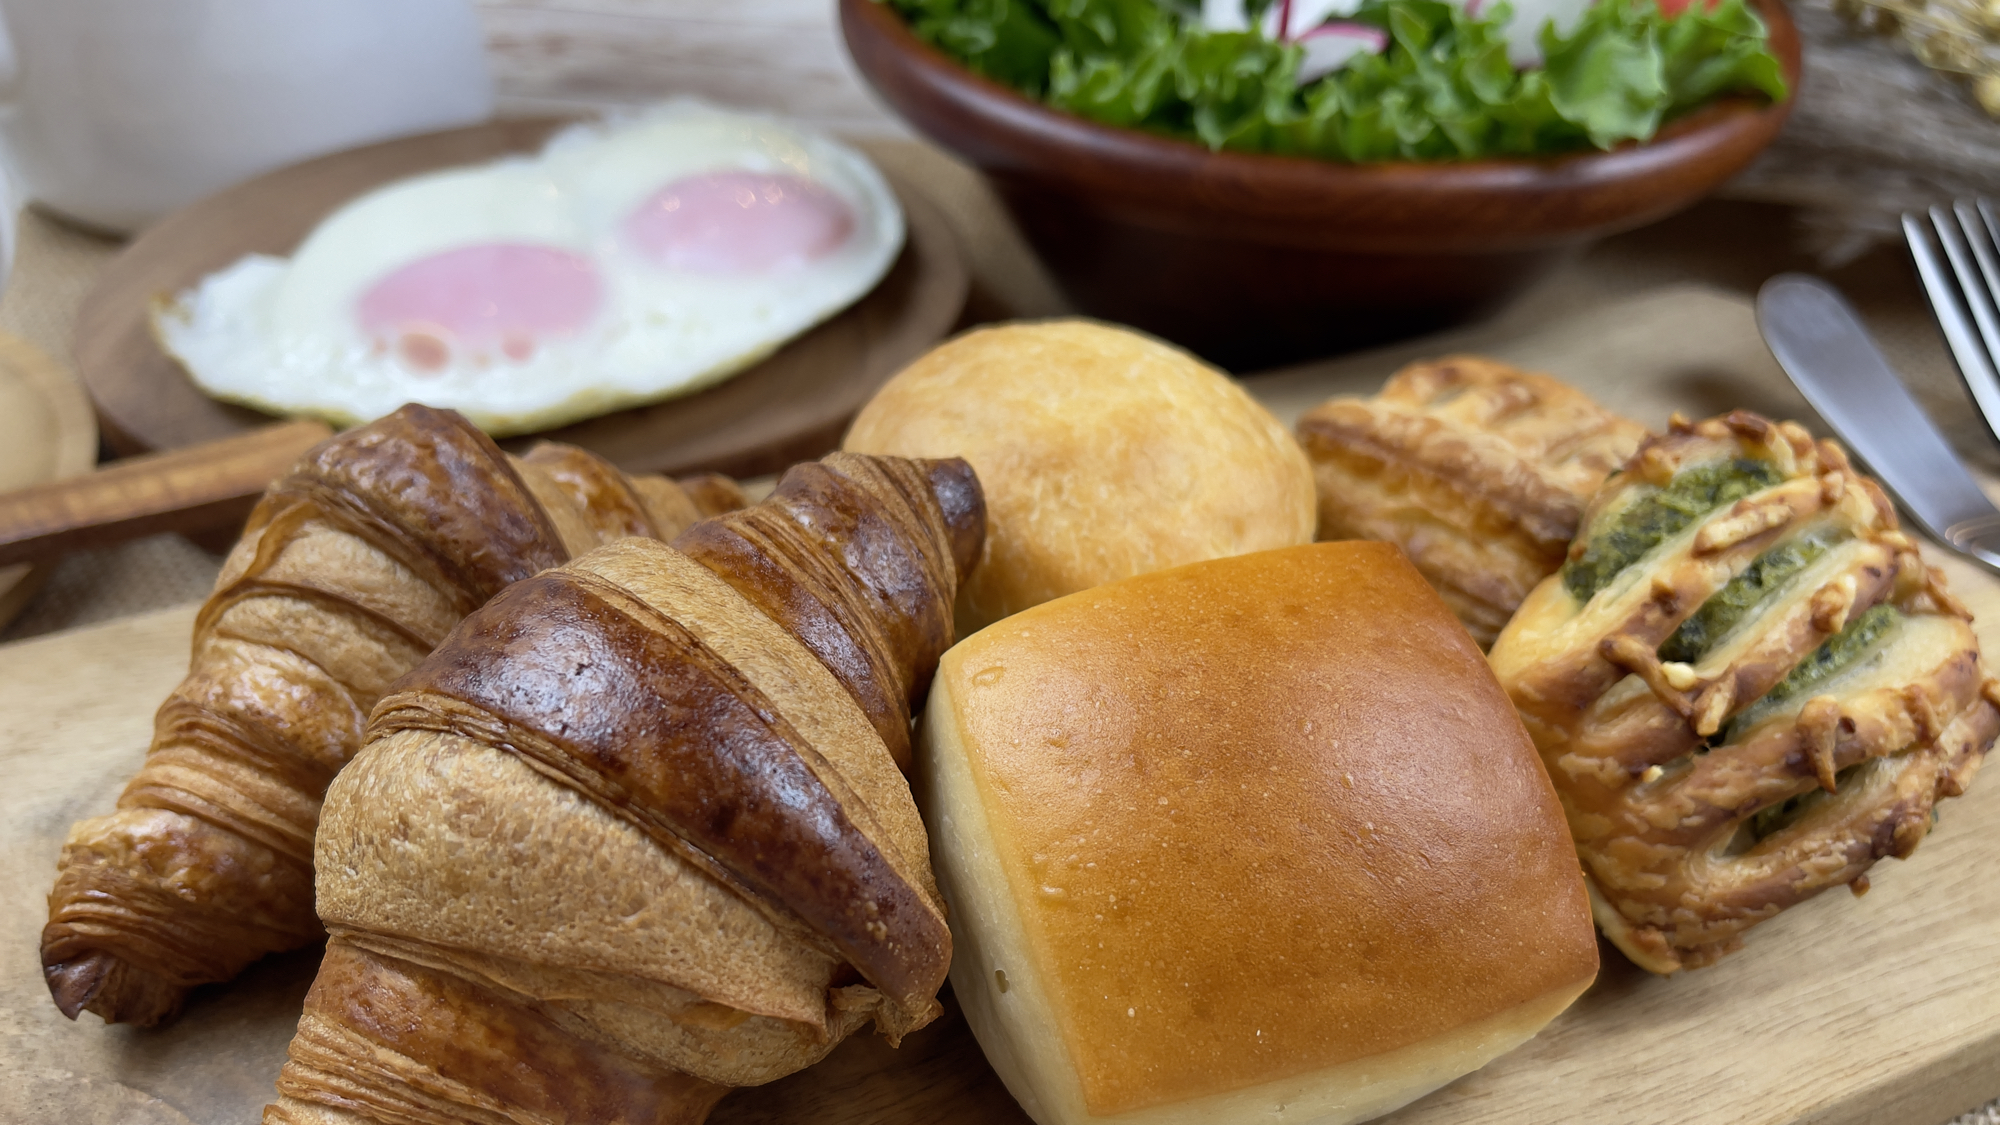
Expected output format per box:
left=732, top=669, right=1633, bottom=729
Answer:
left=1756, top=272, right=2000, bottom=575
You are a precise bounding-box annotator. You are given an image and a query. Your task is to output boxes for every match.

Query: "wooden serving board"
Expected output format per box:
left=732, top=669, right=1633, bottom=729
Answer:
left=5, top=286, right=1997, bottom=1125
left=72, top=118, right=968, bottom=480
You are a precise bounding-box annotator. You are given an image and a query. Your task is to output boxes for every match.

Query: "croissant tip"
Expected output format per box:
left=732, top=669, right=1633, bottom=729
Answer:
left=918, top=457, right=986, bottom=583
left=42, top=948, right=183, bottom=1026
left=44, top=951, right=110, bottom=1020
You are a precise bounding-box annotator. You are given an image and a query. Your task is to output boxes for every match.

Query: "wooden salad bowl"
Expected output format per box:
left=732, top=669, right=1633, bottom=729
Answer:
left=841, top=0, right=1802, bottom=369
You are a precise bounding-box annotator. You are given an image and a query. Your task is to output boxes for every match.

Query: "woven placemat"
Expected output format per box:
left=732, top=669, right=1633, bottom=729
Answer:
left=0, top=210, right=227, bottom=644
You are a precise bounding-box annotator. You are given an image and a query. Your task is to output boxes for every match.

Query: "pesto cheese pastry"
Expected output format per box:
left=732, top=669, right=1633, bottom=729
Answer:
left=922, top=542, right=1599, bottom=1125
left=1490, top=411, right=2000, bottom=973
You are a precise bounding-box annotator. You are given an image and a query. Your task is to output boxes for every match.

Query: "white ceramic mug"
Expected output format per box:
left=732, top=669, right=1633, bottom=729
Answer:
left=0, top=0, right=496, bottom=233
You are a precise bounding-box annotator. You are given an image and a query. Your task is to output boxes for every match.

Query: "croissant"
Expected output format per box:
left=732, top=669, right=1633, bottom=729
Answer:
left=1296, top=356, right=1647, bottom=645
left=260, top=450, right=981, bottom=1125
left=42, top=404, right=745, bottom=1026
left=1489, top=411, right=2000, bottom=972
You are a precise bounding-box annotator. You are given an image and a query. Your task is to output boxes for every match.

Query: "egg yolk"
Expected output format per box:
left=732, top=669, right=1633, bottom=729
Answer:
left=357, top=243, right=604, bottom=373
left=623, top=171, right=855, bottom=274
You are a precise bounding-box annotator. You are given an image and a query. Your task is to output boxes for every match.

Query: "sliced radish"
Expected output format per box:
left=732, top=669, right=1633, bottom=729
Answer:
left=1261, top=0, right=1364, bottom=40
left=1297, top=20, right=1389, bottom=80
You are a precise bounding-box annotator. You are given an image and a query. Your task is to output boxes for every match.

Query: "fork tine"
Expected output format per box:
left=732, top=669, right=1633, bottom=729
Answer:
left=1906, top=210, right=2000, bottom=444
left=1950, top=199, right=2000, bottom=366
left=1979, top=196, right=2000, bottom=259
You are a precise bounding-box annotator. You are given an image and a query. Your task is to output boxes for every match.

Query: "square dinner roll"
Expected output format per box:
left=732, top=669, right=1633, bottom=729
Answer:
left=918, top=542, right=1597, bottom=1125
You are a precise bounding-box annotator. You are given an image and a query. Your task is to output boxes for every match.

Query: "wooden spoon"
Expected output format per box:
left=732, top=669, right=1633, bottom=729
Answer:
left=0, top=419, right=331, bottom=572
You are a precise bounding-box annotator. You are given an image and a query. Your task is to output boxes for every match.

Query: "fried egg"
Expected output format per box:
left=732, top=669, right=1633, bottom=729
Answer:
left=154, top=100, right=905, bottom=435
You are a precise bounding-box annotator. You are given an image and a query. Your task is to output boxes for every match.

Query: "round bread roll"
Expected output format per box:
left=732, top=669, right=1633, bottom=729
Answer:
left=920, top=542, right=1598, bottom=1125
left=844, top=320, right=1316, bottom=633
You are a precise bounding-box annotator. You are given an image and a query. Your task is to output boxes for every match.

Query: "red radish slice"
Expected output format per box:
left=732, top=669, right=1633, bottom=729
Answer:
left=1297, top=21, right=1388, bottom=81
left=1262, top=0, right=1358, bottom=40
left=622, top=171, right=856, bottom=274
left=356, top=243, right=604, bottom=372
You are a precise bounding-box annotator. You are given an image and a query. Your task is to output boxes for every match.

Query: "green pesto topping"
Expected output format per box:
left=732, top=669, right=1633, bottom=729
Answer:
left=1658, top=528, right=1845, bottom=665
left=1562, top=458, right=1787, bottom=603
left=1724, top=603, right=1904, bottom=743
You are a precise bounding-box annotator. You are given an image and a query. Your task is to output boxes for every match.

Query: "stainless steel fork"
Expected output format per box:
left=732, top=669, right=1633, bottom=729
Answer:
left=1904, top=199, right=2000, bottom=444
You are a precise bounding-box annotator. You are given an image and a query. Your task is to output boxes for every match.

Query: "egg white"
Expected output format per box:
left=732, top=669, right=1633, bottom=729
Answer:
left=153, top=100, right=906, bottom=436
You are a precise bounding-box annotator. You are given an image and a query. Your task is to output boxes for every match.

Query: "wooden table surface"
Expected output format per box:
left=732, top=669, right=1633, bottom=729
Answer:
left=0, top=8, right=1995, bottom=1121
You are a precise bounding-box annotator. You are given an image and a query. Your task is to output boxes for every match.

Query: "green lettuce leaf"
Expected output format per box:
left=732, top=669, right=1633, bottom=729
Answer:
left=881, top=0, right=1789, bottom=160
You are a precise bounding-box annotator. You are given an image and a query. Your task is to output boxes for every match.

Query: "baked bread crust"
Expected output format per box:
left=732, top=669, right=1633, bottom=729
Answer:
left=844, top=320, right=1316, bottom=633
left=921, top=542, right=1598, bottom=1125
left=1297, top=356, right=1646, bottom=645
left=264, top=452, right=983, bottom=1124
left=41, top=404, right=745, bottom=1026
left=1490, top=411, right=2000, bottom=972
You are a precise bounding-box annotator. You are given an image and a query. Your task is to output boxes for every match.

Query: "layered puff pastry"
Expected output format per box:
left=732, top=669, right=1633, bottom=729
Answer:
left=43, top=404, right=744, bottom=1026
left=1297, top=356, right=1648, bottom=646
left=1490, top=411, right=1999, bottom=973
left=264, top=452, right=984, bottom=1125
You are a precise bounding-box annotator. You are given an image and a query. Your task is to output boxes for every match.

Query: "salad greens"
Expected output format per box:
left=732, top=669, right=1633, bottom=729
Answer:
left=883, top=0, right=1788, bottom=160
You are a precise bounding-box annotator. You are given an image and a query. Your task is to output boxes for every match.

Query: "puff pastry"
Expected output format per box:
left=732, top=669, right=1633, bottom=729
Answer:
left=42, top=404, right=743, bottom=1026
left=1296, top=355, right=1647, bottom=645
left=1490, top=411, right=1999, bottom=972
left=263, top=451, right=982, bottom=1125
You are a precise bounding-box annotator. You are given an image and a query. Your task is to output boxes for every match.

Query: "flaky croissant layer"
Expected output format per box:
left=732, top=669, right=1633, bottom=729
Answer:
left=43, top=405, right=743, bottom=1026
left=265, top=452, right=983, bottom=1125
left=1491, top=411, right=1998, bottom=972
left=1298, top=356, right=1648, bottom=646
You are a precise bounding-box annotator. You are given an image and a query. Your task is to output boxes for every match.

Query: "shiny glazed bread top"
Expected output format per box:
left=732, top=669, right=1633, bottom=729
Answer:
left=923, top=542, right=1598, bottom=1122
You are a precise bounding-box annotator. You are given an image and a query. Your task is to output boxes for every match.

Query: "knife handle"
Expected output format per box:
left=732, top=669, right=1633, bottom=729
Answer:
left=0, top=419, right=333, bottom=570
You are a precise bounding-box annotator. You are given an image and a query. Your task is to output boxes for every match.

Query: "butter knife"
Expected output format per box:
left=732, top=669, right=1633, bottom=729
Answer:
left=1756, top=272, right=2000, bottom=575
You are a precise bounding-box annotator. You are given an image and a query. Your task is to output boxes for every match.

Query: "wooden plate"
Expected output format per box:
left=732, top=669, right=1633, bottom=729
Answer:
left=72, top=118, right=968, bottom=479
left=0, top=333, right=98, bottom=628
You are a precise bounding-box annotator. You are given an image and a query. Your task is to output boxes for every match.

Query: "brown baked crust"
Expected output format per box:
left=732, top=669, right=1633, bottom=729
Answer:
left=1297, top=355, right=1647, bottom=645
left=375, top=567, right=949, bottom=1011
left=265, top=452, right=981, bottom=1124
left=1489, top=411, right=2000, bottom=972
left=932, top=541, right=1598, bottom=1116
left=844, top=319, right=1316, bottom=633
left=41, top=405, right=742, bottom=1026
left=674, top=454, right=981, bottom=771
left=268, top=940, right=728, bottom=1125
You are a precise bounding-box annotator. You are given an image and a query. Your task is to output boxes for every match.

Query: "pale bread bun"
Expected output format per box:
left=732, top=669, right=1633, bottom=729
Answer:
left=844, top=320, right=1316, bottom=633
left=919, top=542, right=1598, bottom=1125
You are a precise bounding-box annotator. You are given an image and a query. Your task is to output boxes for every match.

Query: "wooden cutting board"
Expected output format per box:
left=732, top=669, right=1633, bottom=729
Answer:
left=3, top=286, right=1997, bottom=1125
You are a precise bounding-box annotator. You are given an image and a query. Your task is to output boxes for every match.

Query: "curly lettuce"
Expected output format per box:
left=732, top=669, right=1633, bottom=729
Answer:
left=882, top=0, right=1788, bottom=160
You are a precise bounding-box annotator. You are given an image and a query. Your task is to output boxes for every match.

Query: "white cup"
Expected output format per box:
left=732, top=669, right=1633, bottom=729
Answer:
left=0, top=0, right=496, bottom=234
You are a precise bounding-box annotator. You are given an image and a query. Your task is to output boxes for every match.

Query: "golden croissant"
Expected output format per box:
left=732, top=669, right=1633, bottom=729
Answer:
left=262, top=450, right=982, bottom=1125
left=43, top=404, right=745, bottom=1026
left=1490, top=411, right=1999, bottom=972
left=1297, top=356, right=1647, bottom=646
